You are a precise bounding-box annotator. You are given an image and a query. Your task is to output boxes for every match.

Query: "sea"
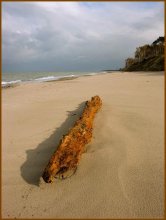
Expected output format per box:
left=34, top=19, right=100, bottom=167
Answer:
left=2, top=71, right=109, bottom=88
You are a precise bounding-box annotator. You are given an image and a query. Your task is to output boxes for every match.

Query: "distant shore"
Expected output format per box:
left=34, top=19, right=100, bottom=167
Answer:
left=2, top=71, right=164, bottom=218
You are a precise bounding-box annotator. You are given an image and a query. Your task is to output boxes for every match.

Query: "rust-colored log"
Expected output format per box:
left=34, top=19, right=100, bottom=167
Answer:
left=42, top=96, right=102, bottom=183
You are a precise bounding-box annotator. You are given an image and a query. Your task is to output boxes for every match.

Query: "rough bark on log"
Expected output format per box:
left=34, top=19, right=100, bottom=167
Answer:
left=42, top=95, right=102, bottom=183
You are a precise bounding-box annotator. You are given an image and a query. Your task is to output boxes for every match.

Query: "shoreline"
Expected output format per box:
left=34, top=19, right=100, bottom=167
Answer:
left=2, top=71, right=109, bottom=89
left=2, top=71, right=164, bottom=218
left=2, top=71, right=164, bottom=89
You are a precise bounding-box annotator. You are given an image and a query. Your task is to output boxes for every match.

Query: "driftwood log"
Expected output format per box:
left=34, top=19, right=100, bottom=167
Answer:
left=42, top=95, right=102, bottom=183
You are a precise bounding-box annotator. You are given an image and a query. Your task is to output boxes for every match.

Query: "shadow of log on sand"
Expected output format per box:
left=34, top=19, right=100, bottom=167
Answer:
left=20, top=102, right=86, bottom=187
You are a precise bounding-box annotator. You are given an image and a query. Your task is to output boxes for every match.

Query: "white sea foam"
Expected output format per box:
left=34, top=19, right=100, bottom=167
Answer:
left=84, top=72, right=99, bottom=76
left=34, top=76, right=59, bottom=82
left=34, top=74, right=77, bottom=82
left=2, top=80, right=22, bottom=88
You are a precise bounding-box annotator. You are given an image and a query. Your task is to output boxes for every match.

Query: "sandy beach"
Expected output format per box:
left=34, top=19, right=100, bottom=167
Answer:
left=2, top=71, right=164, bottom=218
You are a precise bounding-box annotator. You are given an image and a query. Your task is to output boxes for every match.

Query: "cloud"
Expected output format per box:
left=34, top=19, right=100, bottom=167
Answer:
left=2, top=2, right=164, bottom=72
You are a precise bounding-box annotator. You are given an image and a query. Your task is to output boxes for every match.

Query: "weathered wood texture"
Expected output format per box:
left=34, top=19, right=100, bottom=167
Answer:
left=42, top=96, right=102, bottom=183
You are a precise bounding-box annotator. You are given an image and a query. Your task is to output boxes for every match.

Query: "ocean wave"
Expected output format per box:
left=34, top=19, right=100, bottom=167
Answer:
left=34, top=74, right=77, bottom=82
left=1, top=72, right=101, bottom=88
left=2, top=80, right=22, bottom=88
left=34, top=76, right=59, bottom=82
left=83, top=72, right=99, bottom=76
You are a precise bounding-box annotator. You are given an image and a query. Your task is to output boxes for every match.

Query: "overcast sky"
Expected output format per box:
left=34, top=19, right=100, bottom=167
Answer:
left=2, top=2, right=164, bottom=73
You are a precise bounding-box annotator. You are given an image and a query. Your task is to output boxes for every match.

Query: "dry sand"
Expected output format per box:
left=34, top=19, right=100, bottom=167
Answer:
left=2, top=71, right=164, bottom=218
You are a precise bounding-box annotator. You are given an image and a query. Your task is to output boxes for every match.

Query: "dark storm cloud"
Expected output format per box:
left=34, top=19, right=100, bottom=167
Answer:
left=2, top=2, right=164, bottom=72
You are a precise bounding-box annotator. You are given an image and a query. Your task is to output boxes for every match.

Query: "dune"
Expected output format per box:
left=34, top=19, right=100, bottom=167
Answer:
left=2, top=71, right=164, bottom=218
